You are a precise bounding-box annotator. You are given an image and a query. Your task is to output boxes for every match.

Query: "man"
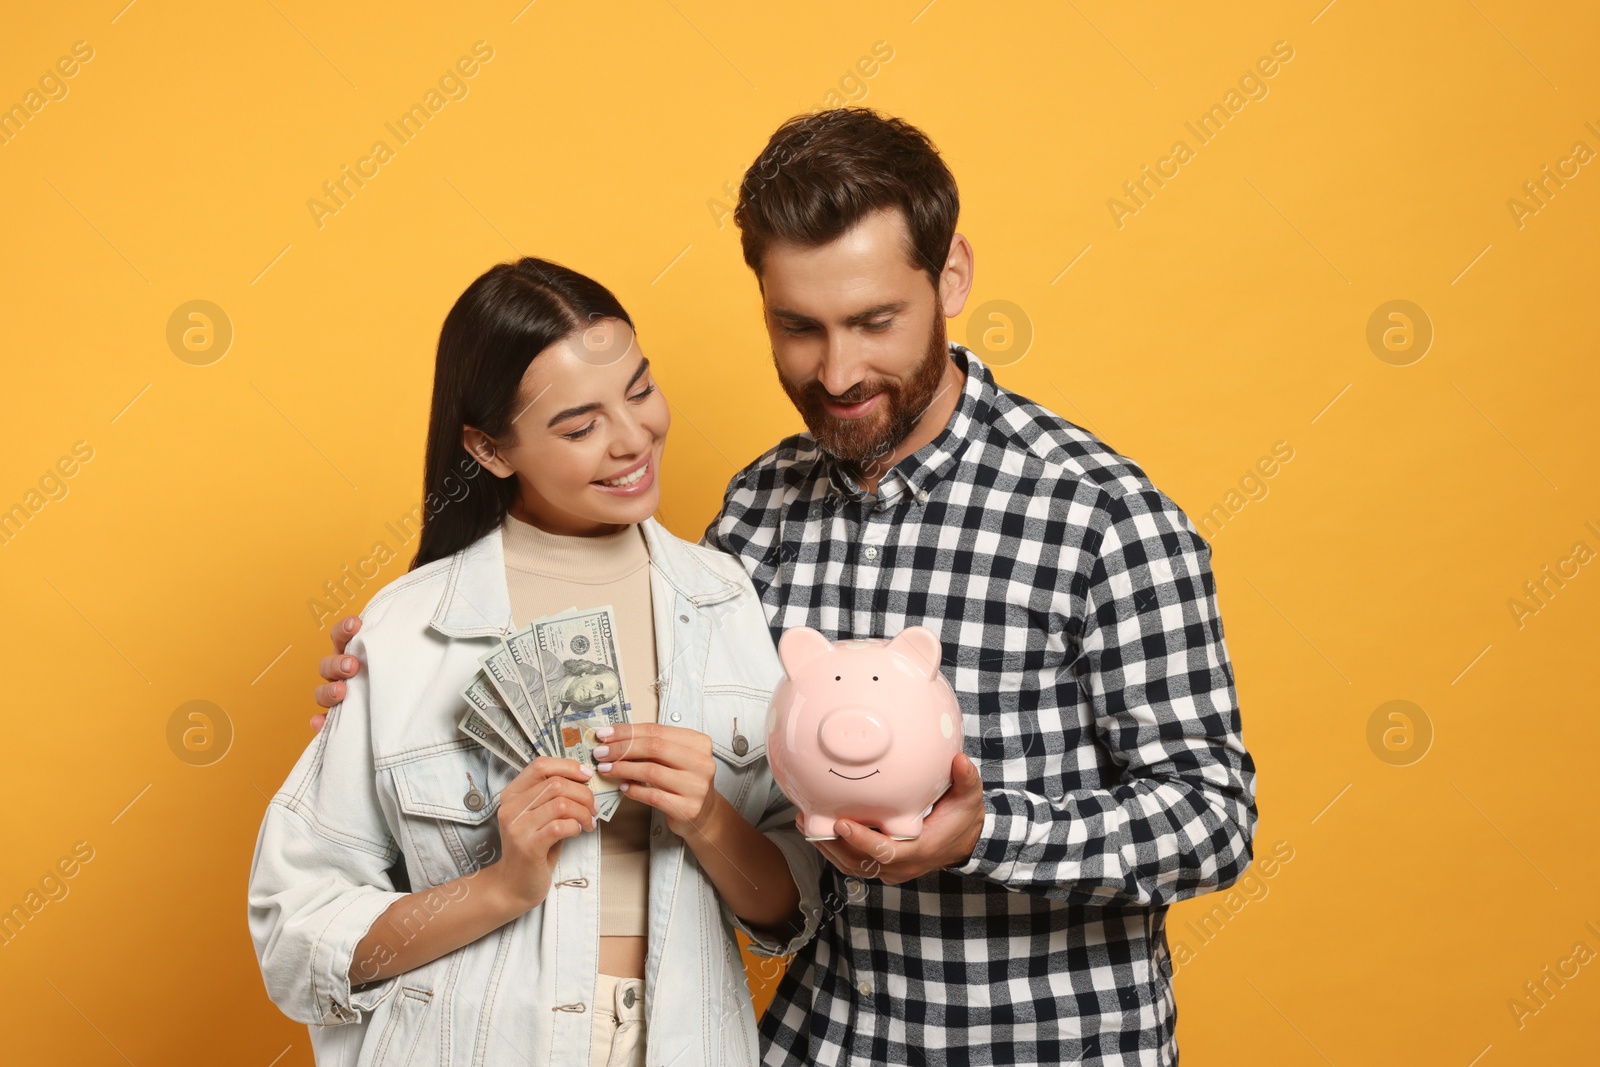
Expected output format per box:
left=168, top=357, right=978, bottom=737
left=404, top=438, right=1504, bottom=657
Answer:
left=313, top=109, right=1256, bottom=1066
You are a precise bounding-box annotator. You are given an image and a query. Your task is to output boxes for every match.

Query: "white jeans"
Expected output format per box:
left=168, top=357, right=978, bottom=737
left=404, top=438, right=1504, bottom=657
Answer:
left=590, top=973, right=646, bottom=1067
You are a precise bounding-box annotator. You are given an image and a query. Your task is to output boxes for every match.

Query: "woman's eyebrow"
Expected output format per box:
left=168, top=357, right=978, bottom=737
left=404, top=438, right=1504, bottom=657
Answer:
left=545, top=359, right=652, bottom=428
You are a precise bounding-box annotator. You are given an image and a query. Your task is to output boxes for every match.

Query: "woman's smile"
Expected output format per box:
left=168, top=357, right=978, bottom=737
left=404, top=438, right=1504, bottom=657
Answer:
left=593, top=454, right=655, bottom=496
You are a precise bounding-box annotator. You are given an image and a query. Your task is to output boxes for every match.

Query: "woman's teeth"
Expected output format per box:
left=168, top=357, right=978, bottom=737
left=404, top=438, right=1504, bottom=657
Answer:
left=599, top=465, right=646, bottom=488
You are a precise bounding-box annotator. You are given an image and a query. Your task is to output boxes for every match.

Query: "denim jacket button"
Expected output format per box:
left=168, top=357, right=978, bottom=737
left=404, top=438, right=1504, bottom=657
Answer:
left=464, top=789, right=485, bottom=812
left=732, top=734, right=748, bottom=756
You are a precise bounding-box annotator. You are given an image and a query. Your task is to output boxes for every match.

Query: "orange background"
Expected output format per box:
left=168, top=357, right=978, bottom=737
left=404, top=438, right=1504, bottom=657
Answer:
left=2, top=2, right=1597, bottom=1064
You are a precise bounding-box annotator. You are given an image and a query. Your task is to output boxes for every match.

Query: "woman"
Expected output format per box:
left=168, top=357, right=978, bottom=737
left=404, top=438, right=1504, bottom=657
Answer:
left=248, top=258, right=821, bottom=1066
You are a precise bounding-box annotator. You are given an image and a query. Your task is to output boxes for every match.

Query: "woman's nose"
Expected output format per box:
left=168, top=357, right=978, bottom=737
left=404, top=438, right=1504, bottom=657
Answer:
left=613, top=408, right=653, bottom=455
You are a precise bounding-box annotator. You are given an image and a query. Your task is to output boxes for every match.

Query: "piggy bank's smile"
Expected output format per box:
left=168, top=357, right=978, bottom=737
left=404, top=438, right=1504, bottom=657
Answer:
left=828, top=767, right=881, bottom=781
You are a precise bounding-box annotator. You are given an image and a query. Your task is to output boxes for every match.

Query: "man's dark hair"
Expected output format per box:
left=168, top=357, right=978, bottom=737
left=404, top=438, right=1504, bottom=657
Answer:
left=734, top=108, right=960, bottom=290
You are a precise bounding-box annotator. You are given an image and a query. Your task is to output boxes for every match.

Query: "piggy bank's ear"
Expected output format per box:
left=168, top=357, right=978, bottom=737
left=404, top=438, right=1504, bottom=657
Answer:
left=887, top=626, right=943, bottom=679
left=778, top=627, right=833, bottom=677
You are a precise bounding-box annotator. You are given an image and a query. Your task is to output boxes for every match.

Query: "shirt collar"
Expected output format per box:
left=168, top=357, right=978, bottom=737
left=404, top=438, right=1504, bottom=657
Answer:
left=822, top=343, right=991, bottom=507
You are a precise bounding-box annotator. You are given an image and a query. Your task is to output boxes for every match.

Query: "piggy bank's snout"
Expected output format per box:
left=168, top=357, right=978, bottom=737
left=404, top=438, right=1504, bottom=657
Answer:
left=816, top=707, right=893, bottom=764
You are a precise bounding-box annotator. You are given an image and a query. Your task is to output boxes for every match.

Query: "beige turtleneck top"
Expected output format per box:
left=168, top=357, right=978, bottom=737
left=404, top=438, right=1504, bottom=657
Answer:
left=500, top=513, right=657, bottom=966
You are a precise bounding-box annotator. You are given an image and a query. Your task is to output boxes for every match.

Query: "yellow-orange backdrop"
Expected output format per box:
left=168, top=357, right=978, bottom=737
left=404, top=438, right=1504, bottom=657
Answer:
left=2, top=2, right=1597, bottom=1063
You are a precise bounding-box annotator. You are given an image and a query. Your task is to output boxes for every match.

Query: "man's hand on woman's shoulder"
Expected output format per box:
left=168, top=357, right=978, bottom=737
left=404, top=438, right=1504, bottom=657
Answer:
left=310, top=615, right=363, bottom=730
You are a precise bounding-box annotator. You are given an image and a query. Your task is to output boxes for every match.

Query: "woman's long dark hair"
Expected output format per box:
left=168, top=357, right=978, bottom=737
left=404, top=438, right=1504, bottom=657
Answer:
left=410, top=257, right=634, bottom=571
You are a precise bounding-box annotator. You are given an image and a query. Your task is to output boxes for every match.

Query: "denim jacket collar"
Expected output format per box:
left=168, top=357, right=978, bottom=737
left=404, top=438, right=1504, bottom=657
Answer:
left=428, top=516, right=739, bottom=639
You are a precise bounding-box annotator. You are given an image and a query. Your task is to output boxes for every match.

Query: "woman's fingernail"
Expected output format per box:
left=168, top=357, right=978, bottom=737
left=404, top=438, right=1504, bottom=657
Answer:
left=344, top=618, right=356, bottom=632
left=595, top=726, right=614, bottom=740
left=592, top=745, right=610, bottom=759
left=619, top=782, right=630, bottom=793
left=597, top=762, right=613, bottom=774
left=837, top=823, right=853, bottom=839
left=580, top=764, right=594, bottom=778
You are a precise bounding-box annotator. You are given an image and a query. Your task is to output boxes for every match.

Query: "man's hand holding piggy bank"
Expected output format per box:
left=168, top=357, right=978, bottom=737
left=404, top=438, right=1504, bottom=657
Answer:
left=766, top=626, right=987, bottom=885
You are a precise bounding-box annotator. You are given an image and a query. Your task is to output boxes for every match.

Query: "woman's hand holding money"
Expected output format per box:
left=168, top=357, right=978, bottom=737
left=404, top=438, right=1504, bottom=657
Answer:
left=488, top=757, right=598, bottom=910
left=591, top=724, right=719, bottom=838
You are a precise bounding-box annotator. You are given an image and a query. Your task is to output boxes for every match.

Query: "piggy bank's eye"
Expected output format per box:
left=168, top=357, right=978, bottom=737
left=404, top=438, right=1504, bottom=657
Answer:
left=835, top=675, right=841, bottom=681
left=872, top=675, right=879, bottom=681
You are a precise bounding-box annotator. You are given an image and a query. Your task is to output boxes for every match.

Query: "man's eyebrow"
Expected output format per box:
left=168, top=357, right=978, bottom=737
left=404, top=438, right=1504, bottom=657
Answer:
left=768, top=302, right=908, bottom=326
left=544, top=358, right=651, bottom=428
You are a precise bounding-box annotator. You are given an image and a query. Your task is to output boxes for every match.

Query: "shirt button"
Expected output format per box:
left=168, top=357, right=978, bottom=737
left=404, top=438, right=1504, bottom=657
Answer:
left=863, top=545, right=879, bottom=561
left=670, top=712, right=681, bottom=722
left=679, top=614, right=689, bottom=623
left=857, top=980, right=873, bottom=997
left=917, top=489, right=929, bottom=503
left=845, top=877, right=865, bottom=901
left=651, top=823, right=663, bottom=837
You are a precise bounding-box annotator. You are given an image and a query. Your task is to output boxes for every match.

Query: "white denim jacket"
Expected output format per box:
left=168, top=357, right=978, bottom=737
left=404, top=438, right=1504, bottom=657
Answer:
left=248, top=518, right=822, bottom=1067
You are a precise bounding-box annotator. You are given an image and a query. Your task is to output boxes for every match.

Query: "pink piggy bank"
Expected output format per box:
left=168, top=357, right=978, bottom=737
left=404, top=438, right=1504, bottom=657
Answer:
left=766, top=625, right=964, bottom=841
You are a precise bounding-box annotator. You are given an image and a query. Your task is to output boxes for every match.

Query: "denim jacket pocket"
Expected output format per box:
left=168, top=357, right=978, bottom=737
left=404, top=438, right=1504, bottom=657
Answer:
left=390, top=746, right=502, bottom=887
left=701, top=688, right=769, bottom=814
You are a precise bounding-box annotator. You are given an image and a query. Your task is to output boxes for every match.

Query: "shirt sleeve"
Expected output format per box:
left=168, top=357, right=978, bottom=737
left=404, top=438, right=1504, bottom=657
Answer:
left=247, top=630, right=409, bottom=1024
left=951, top=486, right=1258, bottom=907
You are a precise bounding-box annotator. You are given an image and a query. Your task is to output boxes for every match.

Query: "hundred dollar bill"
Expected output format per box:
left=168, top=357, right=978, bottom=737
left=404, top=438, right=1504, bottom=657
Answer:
left=459, top=671, right=534, bottom=765
left=457, top=705, right=528, bottom=771
left=479, top=643, right=547, bottom=759
left=506, top=623, right=563, bottom=758
left=533, top=607, right=631, bottom=800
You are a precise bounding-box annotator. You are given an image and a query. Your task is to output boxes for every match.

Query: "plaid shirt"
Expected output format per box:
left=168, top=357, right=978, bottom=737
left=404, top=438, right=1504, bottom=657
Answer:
left=702, top=346, right=1257, bottom=1067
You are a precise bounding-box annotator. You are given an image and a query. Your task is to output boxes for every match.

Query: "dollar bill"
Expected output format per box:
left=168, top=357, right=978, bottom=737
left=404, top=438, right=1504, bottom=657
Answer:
left=459, top=672, right=534, bottom=765
left=533, top=608, right=631, bottom=802
left=457, top=704, right=528, bottom=771
left=506, top=623, right=562, bottom=758
left=479, top=643, right=547, bottom=758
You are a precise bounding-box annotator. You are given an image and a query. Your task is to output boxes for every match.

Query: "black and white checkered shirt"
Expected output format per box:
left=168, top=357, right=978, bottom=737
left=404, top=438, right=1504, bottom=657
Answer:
left=702, top=345, right=1257, bottom=1067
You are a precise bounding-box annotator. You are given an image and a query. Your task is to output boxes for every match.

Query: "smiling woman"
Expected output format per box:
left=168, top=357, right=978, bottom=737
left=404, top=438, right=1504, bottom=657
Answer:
left=249, top=255, right=816, bottom=1066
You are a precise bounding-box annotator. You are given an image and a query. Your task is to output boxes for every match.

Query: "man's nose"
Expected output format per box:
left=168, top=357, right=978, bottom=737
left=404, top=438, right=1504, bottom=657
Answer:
left=817, top=332, right=867, bottom=398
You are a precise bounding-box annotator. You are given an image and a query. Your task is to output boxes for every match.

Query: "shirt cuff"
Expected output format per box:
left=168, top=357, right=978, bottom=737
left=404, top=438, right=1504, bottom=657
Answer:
left=311, top=888, right=408, bottom=1024
left=731, top=828, right=824, bottom=958
left=947, top=789, right=1011, bottom=880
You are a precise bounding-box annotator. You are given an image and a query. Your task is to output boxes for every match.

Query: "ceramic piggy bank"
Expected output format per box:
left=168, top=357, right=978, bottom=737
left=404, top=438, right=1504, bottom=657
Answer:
left=766, top=625, right=964, bottom=841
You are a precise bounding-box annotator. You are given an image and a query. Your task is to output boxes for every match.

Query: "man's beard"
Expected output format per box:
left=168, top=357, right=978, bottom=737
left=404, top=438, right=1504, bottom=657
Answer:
left=778, top=313, right=950, bottom=470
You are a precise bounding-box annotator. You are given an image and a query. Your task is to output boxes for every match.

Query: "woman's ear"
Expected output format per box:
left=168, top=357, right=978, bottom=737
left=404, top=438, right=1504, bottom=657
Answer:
left=462, top=426, right=516, bottom=478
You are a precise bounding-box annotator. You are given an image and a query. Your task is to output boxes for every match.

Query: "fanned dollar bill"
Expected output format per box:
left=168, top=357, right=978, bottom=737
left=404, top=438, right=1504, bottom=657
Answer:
left=454, top=604, right=633, bottom=821
left=457, top=704, right=529, bottom=771
left=479, top=642, right=547, bottom=757
left=459, top=673, right=534, bottom=765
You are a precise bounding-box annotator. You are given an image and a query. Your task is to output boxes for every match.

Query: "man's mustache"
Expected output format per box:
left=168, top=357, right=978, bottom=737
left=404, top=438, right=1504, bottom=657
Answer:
left=806, top=382, right=888, bottom=408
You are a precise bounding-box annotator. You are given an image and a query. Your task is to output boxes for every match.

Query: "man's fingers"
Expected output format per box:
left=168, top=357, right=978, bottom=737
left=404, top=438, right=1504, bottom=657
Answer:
left=836, top=820, right=900, bottom=864
left=950, top=752, right=982, bottom=795
left=310, top=712, right=328, bottom=732
left=330, top=615, right=360, bottom=654
left=318, top=653, right=360, bottom=683
left=313, top=680, right=345, bottom=709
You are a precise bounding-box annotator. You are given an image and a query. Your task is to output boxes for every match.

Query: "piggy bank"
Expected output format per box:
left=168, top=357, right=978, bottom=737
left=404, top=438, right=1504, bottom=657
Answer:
left=766, top=625, right=964, bottom=841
